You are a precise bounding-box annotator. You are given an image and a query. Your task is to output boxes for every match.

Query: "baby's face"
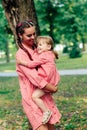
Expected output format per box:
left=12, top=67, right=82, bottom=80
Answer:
left=37, top=39, right=51, bottom=53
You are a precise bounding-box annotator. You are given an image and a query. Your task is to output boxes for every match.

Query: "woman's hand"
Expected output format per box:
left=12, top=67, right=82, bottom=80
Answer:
left=44, top=83, right=58, bottom=93
left=53, top=86, right=58, bottom=93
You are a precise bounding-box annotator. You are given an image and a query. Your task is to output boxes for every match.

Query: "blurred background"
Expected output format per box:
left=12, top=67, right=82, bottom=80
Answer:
left=0, top=0, right=87, bottom=130
left=0, top=0, right=87, bottom=64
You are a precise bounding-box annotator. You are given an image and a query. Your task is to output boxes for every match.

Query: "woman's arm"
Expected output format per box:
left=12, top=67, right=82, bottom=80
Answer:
left=17, top=54, right=48, bottom=68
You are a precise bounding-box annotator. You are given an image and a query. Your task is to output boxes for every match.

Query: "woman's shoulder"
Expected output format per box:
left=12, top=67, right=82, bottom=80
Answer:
left=16, top=48, right=22, bottom=55
left=16, top=48, right=27, bottom=58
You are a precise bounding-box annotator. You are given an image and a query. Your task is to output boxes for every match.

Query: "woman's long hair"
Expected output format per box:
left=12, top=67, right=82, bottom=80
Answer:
left=16, top=20, right=36, bottom=60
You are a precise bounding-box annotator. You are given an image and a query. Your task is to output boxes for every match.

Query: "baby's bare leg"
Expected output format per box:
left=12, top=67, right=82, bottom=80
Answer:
left=32, top=88, right=48, bottom=112
left=32, top=89, right=52, bottom=124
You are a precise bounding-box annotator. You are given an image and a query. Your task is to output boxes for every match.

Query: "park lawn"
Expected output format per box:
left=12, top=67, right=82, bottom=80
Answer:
left=0, top=76, right=87, bottom=130
left=56, top=52, right=87, bottom=69
left=0, top=62, right=16, bottom=72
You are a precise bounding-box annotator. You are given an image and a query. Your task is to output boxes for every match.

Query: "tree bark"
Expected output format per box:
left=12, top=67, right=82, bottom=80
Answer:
left=5, top=41, right=10, bottom=62
left=2, top=0, right=40, bottom=128
left=2, top=0, right=40, bottom=41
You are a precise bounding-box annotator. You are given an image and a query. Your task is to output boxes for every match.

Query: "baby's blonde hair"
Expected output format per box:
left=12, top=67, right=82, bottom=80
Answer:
left=36, top=36, right=59, bottom=59
left=36, top=36, right=54, bottom=50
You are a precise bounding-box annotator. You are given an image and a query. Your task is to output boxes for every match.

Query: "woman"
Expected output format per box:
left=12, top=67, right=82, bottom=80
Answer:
left=15, top=20, right=61, bottom=130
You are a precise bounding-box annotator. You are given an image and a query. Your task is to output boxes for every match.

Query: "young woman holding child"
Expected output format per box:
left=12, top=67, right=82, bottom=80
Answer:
left=15, top=20, right=61, bottom=130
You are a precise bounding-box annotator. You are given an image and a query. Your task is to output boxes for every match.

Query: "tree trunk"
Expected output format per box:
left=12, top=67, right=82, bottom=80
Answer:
left=2, top=0, right=40, bottom=41
left=2, top=0, right=40, bottom=129
left=82, top=42, right=86, bottom=51
left=5, top=41, right=10, bottom=62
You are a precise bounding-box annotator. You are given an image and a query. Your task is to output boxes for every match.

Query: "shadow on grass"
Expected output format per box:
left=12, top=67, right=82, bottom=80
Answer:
left=0, top=91, right=10, bottom=94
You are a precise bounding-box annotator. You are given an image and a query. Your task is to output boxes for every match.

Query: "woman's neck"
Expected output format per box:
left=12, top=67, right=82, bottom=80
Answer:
left=22, top=43, right=33, bottom=50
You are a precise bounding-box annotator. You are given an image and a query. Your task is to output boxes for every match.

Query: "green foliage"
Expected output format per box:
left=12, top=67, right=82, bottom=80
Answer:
left=1, top=0, right=87, bottom=61
left=34, top=0, right=60, bottom=43
left=0, top=2, right=14, bottom=62
left=0, top=2, right=7, bottom=51
left=57, top=0, right=87, bottom=44
left=63, top=46, right=69, bottom=53
left=34, top=0, right=87, bottom=51
left=69, top=45, right=82, bottom=58
left=63, top=43, right=83, bottom=58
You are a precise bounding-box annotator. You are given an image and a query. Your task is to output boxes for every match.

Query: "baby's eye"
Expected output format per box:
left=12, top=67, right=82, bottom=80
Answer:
left=38, top=43, right=41, bottom=46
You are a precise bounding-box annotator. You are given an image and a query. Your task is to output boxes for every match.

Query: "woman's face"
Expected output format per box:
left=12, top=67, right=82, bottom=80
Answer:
left=21, top=26, right=36, bottom=47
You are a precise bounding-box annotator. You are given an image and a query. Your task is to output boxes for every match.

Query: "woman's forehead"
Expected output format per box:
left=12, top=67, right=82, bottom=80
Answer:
left=24, top=26, right=35, bottom=34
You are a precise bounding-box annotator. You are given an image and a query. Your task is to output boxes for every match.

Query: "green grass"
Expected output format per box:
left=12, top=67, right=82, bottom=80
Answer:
left=0, top=77, right=30, bottom=130
left=0, top=76, right=87, bottom=130
left=0, top=62, right=16, bottom=72
left=56, top=52, right=87, bottom=69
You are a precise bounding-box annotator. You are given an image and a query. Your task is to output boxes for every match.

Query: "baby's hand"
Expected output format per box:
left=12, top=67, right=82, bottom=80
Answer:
left=17, top=60, right=27, bottom=66
left=17, top=60, right=23, bottom=64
